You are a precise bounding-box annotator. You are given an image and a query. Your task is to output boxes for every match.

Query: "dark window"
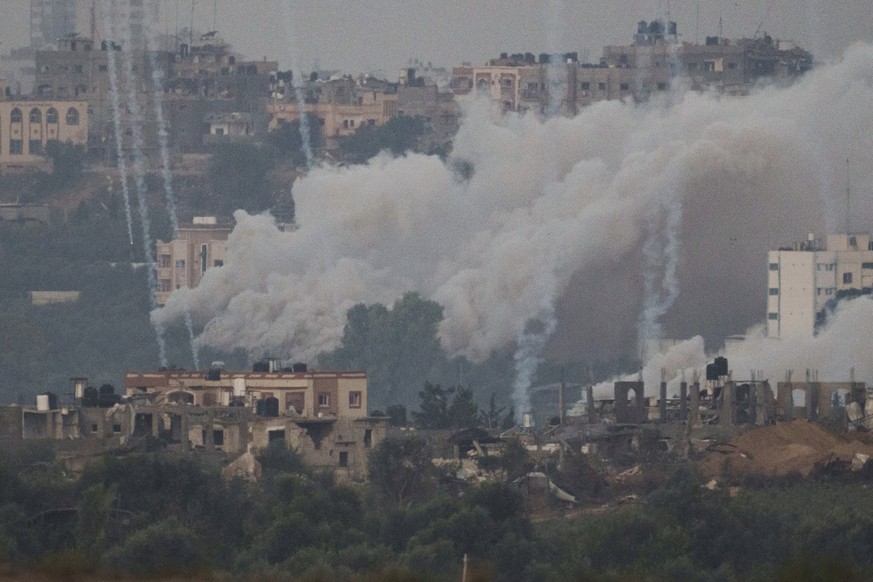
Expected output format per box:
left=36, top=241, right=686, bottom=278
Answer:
left=619, top=83, right=629, bottom=91
left=29, top=108, right=41, bottom=123
left=338, top=451, right=348, bottom=467
left=769, top=263, right=779, bottom=271
left=364, top=429, right=372, bottom=448
left=268, top=429, right=285, bottom=442
left=768, top=288, right=779, bottom=296
left=580, top=81, right=590, bottom=90
left=99, top=64, right=108, bottom=72
left=91, top=424, right=98, bottom=433
left=349, top=391, right=362, bottom=408
left=10, top=108, right=22, bottom=123
left=66, top=107, right=79, bottom=125
left=46, top=108, right=58, bottom=123
left=9, top=140, right=23, bottom=154
left=657, top=82, right=667, bottom=90
left=112, top=423, right=122, bottom=433
left=843, top=272, right=853, bottom=284
left=861, top=263, right=873, bottom=269
left=318, top=392, right=330, bottom=407
left=213, top=260, right=223, bottom=267
left=768, top=313, right=779, bottom=320
left=213, top=430, right=224, bottom=446
left=598, top=82, right=606, bottom=91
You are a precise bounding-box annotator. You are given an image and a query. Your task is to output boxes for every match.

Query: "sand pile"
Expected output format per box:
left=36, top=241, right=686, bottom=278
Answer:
left=698, top=420, right=873, bottom=478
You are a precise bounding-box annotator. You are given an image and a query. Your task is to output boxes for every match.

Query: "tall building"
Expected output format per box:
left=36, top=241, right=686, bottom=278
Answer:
left=30, top=0, right=77, bottom=50
left=767, top=233, right=873, bottom=338
left=155, top=216, right=233, bottom=305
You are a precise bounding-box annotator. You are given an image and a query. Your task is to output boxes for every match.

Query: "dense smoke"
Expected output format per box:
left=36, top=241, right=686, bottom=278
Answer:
left=154, top=45, right=873, bottom=385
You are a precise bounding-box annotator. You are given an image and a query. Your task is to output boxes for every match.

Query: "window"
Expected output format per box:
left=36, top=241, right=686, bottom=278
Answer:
left=158, top=254, right=171, bottom=268
left=364, top=429, right=372, bottom=448
left=527, top=82, right=538, bottom=91
left=112, top=423, right=122, bottom=434
left=768, top=313, right=779, bottom=320
left=338, top=451, right=348, bottom=467
left=619, top=83, right=629, bottom=91
left=91, top=424, right=98, bottom=433
left=862, top=263, right=873, bottom=270
left=688, top=62, right=699, bottom=71
left=598, top=82, right=606, bottom=91
left=849, top=236, right=857, bottom=247
left=213, top=260, right=223, bottom=267
left=580, top=81, right=590, bottom=90
left=99, top=64, right=108, bottom=72
left=727, top=62, right=737, bottom=70
left=657, top=82, right=667, bottom=90
left=768, top=288, right=779, bottom=296
left=843, top=272, right=853, bottom=284
left=768, top=263, right=779, bottom=271
left=66, top=107, right=80, bottom=125
left=9, top=140, right=23, bottom=155
left=10, top=108, right=22, bottom=123
left=28, top=140, right=42, bottom=155
left=175, top=259, right=185, bottom=268
left=46, top=108, right=58, bottom=123
left=29, top=108, right=41, bottom=123
left=200, top=244, right=208, bottom=274
left=349, top=391, right=362, bottom=408
left=318, top=392, right=330, bottom=407
left=212, top=429, right=224, bottom=446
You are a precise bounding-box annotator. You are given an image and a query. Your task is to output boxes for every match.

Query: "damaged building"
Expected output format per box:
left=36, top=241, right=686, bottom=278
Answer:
left=0, top=364, right=386, bottom=481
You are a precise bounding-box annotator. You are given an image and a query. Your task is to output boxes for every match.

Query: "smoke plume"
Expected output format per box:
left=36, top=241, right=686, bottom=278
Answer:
left=154, top=45, right=873, bottom=385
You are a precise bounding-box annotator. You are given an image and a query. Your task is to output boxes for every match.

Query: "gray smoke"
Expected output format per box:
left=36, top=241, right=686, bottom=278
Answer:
left=154, top=45, right=873, bottom=385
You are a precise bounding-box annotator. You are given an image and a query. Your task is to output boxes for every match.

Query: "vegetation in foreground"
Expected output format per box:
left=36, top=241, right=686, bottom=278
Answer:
left=0, top=439, right=872, bottom=581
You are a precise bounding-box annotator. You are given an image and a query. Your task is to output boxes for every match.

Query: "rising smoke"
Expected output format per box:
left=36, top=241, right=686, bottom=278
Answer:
left=154, top=44, right=873, bottom=398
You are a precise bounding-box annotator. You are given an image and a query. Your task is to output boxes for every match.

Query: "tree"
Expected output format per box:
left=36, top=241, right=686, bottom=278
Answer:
left=479, top=393, right=506, bottom=429
left=413, top=382, right=453, bottom=429
left=368, top=437, right=433, bottom=506
left=44, top=140, right=86, bottom=190
left=339, top=115, right=427, bottom=164
left=265, top=114, right=324, bottom=168
left=447, top=387, right=480, bottom=429
left=207, top=143, right=277, bottom=213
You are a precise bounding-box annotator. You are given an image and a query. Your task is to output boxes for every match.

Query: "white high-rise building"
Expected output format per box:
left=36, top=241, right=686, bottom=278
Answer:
left=767, top=233, right=873, bottom=338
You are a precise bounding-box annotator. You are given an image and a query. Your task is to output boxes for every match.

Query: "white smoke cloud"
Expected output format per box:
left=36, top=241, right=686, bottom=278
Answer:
left=154, top=44, right=873, bottom=375
left=593, top=295, right=873, bottom=399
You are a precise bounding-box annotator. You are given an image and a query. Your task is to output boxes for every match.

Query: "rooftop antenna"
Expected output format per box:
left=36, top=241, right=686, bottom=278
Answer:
left=845, top=158, right=851, bottom=234
left=754, top=0, right=775, bottom=38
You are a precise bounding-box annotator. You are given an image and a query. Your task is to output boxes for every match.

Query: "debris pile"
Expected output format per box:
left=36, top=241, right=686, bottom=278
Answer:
left=698, top=420, right=873, bottom=478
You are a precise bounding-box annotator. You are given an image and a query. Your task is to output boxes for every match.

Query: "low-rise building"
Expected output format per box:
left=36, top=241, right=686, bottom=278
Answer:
left=0, top=98, right=88, bottom=172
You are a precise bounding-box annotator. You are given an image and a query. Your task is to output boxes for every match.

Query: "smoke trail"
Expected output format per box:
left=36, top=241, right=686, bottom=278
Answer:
left=279, top=2, right=315, bottom=169
left=98, top=1, right=135, bottom=249
left=105, top=0, right=168, bottom=367
left=142, top=5, right=200, bottom=369
left=513, top=309, right=557, bottom=420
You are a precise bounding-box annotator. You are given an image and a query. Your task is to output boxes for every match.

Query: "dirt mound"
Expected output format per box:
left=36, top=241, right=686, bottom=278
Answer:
left=698, top=420, right=873, bottom=478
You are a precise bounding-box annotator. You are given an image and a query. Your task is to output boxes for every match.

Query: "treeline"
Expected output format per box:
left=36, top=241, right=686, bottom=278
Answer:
left=1, top=440, right=873, bottom=580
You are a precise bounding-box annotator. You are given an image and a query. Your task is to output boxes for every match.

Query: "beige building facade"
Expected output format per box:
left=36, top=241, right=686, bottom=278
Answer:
left=155, top=216, right=232, bottom=305
left=0, top=98, right=88, bottom=171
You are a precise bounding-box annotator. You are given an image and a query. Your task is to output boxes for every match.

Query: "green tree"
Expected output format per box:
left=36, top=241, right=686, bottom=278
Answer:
left=413, top=382, right=452, bottom=429
left=368, top=437, right=433, bottom=506
left=479, top=393, right=506, bottom=429
left=265, top=114, right=324, bottom=168
left=207, top=143, right=277, bottom=213
left=339, top=115, right=427, bottom=164
left=448, top=387, right=480, bottom=429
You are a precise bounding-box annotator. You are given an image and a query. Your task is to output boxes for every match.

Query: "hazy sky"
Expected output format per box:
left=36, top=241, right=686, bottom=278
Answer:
left=2, top=1, right=872, bottom=73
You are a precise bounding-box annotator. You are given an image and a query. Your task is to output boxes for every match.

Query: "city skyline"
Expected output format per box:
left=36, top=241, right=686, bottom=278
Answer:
left=2, top=0, right=872, bottom=74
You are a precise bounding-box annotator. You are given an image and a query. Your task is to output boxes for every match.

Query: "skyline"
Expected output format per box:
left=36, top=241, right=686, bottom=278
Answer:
left=2, top=1, right=872, bottom=74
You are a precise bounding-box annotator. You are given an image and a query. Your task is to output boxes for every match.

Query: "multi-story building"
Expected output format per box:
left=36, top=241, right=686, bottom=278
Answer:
left=30, top=0, right=77, bottom=50
left=0, top=97, right=88, bottom=172
left=767, top=233, right=873, bottom=338
left=154, top=216, right=232, bottom=305
left=452, top=19, right=812, bottom=113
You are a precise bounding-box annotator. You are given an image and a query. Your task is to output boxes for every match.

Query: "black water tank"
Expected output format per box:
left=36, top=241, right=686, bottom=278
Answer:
left=265, top=397, right=279, bottom=417
left=706, top=363, right=719, bottom=381
left=292, top=362, right=308, bottom=373
left=43, top=392, right=58, bottom=410
left=252, top=361, right=270, bottom=373
left=714, top=356, right=728, bottom=377
left=98, top=384, right=118, bottom=408
left=83, top=386, right=98, bottom=407
left=206, top=368, right=221, bottom=381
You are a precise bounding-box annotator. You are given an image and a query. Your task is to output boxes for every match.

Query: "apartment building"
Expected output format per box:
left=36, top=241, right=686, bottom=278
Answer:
left=154, top=216, right=232, bottom=305
left=767, top=233, right=873, bottom=338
